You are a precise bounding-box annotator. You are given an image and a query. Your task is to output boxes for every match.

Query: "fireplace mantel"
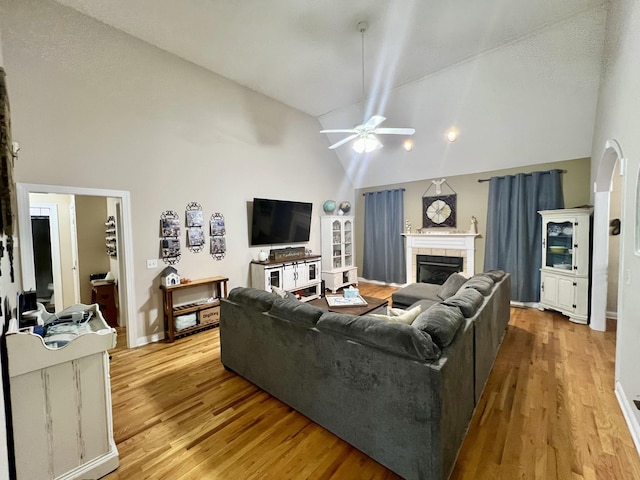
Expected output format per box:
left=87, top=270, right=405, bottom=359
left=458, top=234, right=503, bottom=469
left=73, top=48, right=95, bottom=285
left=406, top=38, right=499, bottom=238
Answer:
left=402, top=233, right=479, bottom=283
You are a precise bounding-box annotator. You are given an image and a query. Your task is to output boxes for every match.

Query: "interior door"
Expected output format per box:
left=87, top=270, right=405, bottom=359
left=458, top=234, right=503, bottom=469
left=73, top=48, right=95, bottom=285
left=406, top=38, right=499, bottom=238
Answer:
left=30, top=203, right=63, bottom=312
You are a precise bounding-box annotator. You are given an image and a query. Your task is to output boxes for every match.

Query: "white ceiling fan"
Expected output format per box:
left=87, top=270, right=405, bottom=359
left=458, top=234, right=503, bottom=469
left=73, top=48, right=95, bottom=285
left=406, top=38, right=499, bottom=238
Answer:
left=320, top=21, right=415, bottom=153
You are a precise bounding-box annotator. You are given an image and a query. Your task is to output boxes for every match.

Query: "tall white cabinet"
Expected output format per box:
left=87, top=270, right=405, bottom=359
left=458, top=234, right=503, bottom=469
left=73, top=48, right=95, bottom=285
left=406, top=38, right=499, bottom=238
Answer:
left=321, top=216, right=358, bottom=293
left=539, top=207, right=593, bottom=324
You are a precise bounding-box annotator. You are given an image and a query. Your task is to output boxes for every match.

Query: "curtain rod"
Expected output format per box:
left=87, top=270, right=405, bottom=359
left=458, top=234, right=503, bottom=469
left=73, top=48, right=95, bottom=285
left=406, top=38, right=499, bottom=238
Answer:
left=362, top=188, right=406, bottom=196
left=477, top=169, right=567, bottom=183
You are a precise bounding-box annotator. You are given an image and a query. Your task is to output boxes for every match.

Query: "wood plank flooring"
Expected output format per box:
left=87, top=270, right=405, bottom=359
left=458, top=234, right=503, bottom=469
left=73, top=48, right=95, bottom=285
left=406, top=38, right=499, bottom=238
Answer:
left=103, top=284, right=640, bottom=479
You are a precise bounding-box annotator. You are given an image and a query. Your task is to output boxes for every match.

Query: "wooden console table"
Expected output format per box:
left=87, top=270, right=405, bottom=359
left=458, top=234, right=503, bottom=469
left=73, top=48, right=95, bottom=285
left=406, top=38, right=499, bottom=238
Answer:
left=160, top=276, right=228, bottom=342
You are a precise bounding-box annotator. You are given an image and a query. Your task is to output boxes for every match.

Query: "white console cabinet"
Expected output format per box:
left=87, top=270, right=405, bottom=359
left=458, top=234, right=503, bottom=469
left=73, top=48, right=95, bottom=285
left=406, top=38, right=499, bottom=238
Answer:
left=251, top=255, right=322, bottom=301
left=321, top=216, right=358, bottom=293
left=539, top=207, right=592, bottom=324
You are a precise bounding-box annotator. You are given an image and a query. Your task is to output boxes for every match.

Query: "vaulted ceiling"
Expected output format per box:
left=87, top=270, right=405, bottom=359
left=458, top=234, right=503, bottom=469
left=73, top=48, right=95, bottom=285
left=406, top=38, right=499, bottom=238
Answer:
left=53, top=0, right=608, bottom=187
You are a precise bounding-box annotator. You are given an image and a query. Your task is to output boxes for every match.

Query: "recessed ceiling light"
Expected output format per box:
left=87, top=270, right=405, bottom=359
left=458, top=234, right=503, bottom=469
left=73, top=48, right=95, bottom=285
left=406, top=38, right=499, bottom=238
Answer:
left=403, top=139, right=413, bottom=152
left=447, top=130, right=458, bottom=142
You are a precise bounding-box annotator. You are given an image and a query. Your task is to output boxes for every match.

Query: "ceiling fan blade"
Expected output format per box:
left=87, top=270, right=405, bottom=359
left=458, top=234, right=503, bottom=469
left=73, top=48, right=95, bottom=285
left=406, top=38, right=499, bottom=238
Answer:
left=320, top=128, right=359, bottom=134
left=363, top=115, right=386, bottom=130
left=373, top=127, right=416, bottom=135
left=328, top=134, right=359, bottom=149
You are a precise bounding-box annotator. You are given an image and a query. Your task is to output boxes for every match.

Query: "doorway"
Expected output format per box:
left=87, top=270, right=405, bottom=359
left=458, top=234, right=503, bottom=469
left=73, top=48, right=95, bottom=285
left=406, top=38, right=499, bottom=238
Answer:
left=16, top=183, right=137, bottom=348
left=591, top=139, right=624, bottom=332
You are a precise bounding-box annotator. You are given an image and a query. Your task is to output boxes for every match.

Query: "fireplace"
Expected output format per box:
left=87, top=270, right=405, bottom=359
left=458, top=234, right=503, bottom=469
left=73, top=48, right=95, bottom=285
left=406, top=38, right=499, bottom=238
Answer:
left=417, top=255, right=464, bottom=284
left=403, top=233, right=479, bottom=284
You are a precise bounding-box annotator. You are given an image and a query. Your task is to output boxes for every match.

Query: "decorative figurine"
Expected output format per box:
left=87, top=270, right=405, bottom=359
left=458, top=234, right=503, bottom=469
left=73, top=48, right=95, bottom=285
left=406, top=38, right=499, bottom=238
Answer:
left=469, top=216, right=478, bottom=234
left=405, top=219, right=412, bottom=234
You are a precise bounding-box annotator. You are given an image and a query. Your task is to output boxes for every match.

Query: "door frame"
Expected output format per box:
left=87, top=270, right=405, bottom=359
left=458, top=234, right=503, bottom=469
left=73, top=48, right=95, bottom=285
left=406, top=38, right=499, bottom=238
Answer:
left=591, top=139, right=624, bottom=332
left=17, top=183, right=137, bottom=348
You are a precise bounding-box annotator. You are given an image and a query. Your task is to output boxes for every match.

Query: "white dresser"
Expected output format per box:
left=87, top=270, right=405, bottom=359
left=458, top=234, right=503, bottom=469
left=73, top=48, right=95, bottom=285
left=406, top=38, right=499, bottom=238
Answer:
left=5, top=303, right=119, bottom=479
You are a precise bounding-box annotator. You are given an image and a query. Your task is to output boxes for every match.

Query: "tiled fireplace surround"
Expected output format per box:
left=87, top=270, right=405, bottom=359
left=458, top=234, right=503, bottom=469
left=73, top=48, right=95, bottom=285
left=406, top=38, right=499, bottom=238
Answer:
left=403, top=233, right=480, bottom=284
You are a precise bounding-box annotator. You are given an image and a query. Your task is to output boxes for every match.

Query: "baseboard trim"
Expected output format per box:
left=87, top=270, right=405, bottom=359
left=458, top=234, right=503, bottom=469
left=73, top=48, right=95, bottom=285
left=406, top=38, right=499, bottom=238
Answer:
left=615, top=381, right=640, bottom=456
left=137, top=333, right=164, bottom=347
left=606, top=310, right=618, bottom=320
left=357, top=277, right=407, bottom=287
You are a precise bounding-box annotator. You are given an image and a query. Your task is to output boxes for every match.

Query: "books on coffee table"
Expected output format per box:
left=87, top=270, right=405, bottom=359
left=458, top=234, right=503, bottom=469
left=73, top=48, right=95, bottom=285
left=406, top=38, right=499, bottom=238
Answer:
left=325, top=295, right=368, bottom=307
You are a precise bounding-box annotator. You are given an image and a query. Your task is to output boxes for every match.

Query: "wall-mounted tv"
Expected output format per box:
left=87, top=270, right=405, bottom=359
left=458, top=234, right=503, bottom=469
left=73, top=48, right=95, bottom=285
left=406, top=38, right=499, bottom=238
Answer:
left=250, top=198, right=313, bottom=246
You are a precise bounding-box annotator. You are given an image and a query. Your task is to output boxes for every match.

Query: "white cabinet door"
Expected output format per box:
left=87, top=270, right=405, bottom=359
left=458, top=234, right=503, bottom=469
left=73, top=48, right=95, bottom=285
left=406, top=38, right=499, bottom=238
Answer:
left=556, top=276, right=576, bottom=313
left=264, top=266, right=283, bottom=291
left=282, top=264, right=297, bottom=290
left=541, top=272, right=559, bottom=307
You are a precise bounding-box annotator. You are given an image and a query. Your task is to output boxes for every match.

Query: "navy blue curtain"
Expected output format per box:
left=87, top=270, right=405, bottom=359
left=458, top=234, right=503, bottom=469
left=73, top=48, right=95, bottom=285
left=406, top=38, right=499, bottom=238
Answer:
left=484, top=170, right=564, bottom=302
left=363, top=189, right=406, bottom=283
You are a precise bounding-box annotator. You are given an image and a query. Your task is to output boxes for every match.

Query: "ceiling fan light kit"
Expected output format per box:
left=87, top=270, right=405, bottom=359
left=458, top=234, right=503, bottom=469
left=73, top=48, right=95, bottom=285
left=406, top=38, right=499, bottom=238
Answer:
left=320, top=21, right=415, bottom=153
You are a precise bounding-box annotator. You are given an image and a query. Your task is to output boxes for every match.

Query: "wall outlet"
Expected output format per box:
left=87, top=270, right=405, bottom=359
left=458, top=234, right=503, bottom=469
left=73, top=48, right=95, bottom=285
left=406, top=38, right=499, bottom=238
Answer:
left=146, top=259, right=158, bottom=269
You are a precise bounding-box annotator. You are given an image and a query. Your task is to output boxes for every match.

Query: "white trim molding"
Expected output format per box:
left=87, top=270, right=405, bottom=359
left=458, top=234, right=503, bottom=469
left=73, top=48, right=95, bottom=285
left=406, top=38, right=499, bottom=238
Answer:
left=16, top=183, right=138, bottom=349
left=615, top=381, right=640, bottom=456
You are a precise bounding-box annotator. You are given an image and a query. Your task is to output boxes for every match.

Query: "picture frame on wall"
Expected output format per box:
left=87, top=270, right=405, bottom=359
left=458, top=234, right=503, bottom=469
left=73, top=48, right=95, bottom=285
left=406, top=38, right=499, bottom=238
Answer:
left=161, top=218, right=181, bottom=238
left=186, top=209, right=204, bottom=227
left=211, top=236, right=226, bottom=254
left=187, top=227, right=205, bottom=246
left=210, top=217, right=226, bottom=236
left=161, top=238, right=181, bottom=258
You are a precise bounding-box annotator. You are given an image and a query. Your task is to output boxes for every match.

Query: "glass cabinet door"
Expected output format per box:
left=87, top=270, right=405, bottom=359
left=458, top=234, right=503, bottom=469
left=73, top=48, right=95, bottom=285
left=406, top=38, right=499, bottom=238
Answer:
left=344, top=220, right=353, bottom=267
left=332, top=220, right=342, bottom=269
left=545, top=220, right=574, bottom=271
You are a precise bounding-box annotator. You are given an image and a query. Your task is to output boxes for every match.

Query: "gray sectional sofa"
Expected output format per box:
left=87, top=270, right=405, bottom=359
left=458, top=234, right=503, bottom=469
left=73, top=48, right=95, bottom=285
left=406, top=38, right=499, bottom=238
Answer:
left=220, top=272, right=510, bottom=480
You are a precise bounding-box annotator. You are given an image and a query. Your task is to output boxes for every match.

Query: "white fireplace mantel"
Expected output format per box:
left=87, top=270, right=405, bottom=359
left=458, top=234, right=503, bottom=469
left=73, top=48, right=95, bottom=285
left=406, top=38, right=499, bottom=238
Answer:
left=402, top=233, right=480, bottom=283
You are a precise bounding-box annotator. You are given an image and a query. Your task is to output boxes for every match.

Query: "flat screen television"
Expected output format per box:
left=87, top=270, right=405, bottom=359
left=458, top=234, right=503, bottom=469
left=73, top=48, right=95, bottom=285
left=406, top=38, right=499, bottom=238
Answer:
left=250, top=198, right=313, bottom=246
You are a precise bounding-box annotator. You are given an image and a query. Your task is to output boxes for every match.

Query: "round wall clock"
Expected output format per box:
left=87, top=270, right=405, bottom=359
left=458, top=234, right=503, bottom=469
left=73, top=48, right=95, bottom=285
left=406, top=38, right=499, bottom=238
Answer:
left=422, top=194, right=457, bottom=228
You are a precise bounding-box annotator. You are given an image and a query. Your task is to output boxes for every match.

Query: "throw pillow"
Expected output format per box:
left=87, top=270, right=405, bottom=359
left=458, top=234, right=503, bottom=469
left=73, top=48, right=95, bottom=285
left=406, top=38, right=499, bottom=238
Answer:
left=443, top=288, right=484, bottom=318
left=369, top=305, right=422, bottom=325
left=436, top=273, right=468, bottom=300
left=412, top=304, right=464, bottom=348
left=271, top=286, right=289, bottom=298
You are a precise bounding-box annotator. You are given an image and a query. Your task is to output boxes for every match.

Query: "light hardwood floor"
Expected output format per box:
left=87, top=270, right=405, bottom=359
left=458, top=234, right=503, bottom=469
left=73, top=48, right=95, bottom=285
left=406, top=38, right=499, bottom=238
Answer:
left=103, top=284, right=640, bottom=479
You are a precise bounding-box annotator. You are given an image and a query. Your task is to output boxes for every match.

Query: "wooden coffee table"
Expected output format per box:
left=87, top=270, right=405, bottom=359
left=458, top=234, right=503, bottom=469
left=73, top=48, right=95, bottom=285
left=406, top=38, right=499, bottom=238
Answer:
left=308, top=295, right=388, bottom=316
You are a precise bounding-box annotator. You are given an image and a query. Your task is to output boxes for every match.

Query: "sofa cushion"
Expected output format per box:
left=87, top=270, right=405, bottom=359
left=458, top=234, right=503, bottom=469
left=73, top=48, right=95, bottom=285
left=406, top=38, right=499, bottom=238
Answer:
left=317, top=312, right=441, bottom=361
left=483, top=269, right=507, bottom=281
left=269, top=297, right=324, bottom=325
left=436, top=273, right=468, bottom=300
left=369, top=305, right=422, bottom=325
left=412, top=304, right=465, bottom=348
left=392, top=282, right=442, bottom=308
left=228, top=287, right=277, bottom=312
left=443, top=288, right=484, bottom=318
left=462, top=276, right=494, bottom=296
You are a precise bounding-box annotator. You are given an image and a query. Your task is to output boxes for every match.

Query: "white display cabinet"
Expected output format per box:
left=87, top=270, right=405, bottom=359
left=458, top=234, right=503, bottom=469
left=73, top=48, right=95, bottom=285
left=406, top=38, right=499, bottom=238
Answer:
left=251, top=255, right=322, bottom=301
left=539, top=207, right=593, bottom=324
left=320, top=215, right=358, bottom=293
left=4, top=303, right=119, bottom=479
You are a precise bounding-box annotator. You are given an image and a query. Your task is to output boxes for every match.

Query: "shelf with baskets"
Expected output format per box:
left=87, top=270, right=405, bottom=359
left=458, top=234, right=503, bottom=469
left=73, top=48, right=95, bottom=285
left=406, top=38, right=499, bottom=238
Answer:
left=160, top=276, right=228, bottom=342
